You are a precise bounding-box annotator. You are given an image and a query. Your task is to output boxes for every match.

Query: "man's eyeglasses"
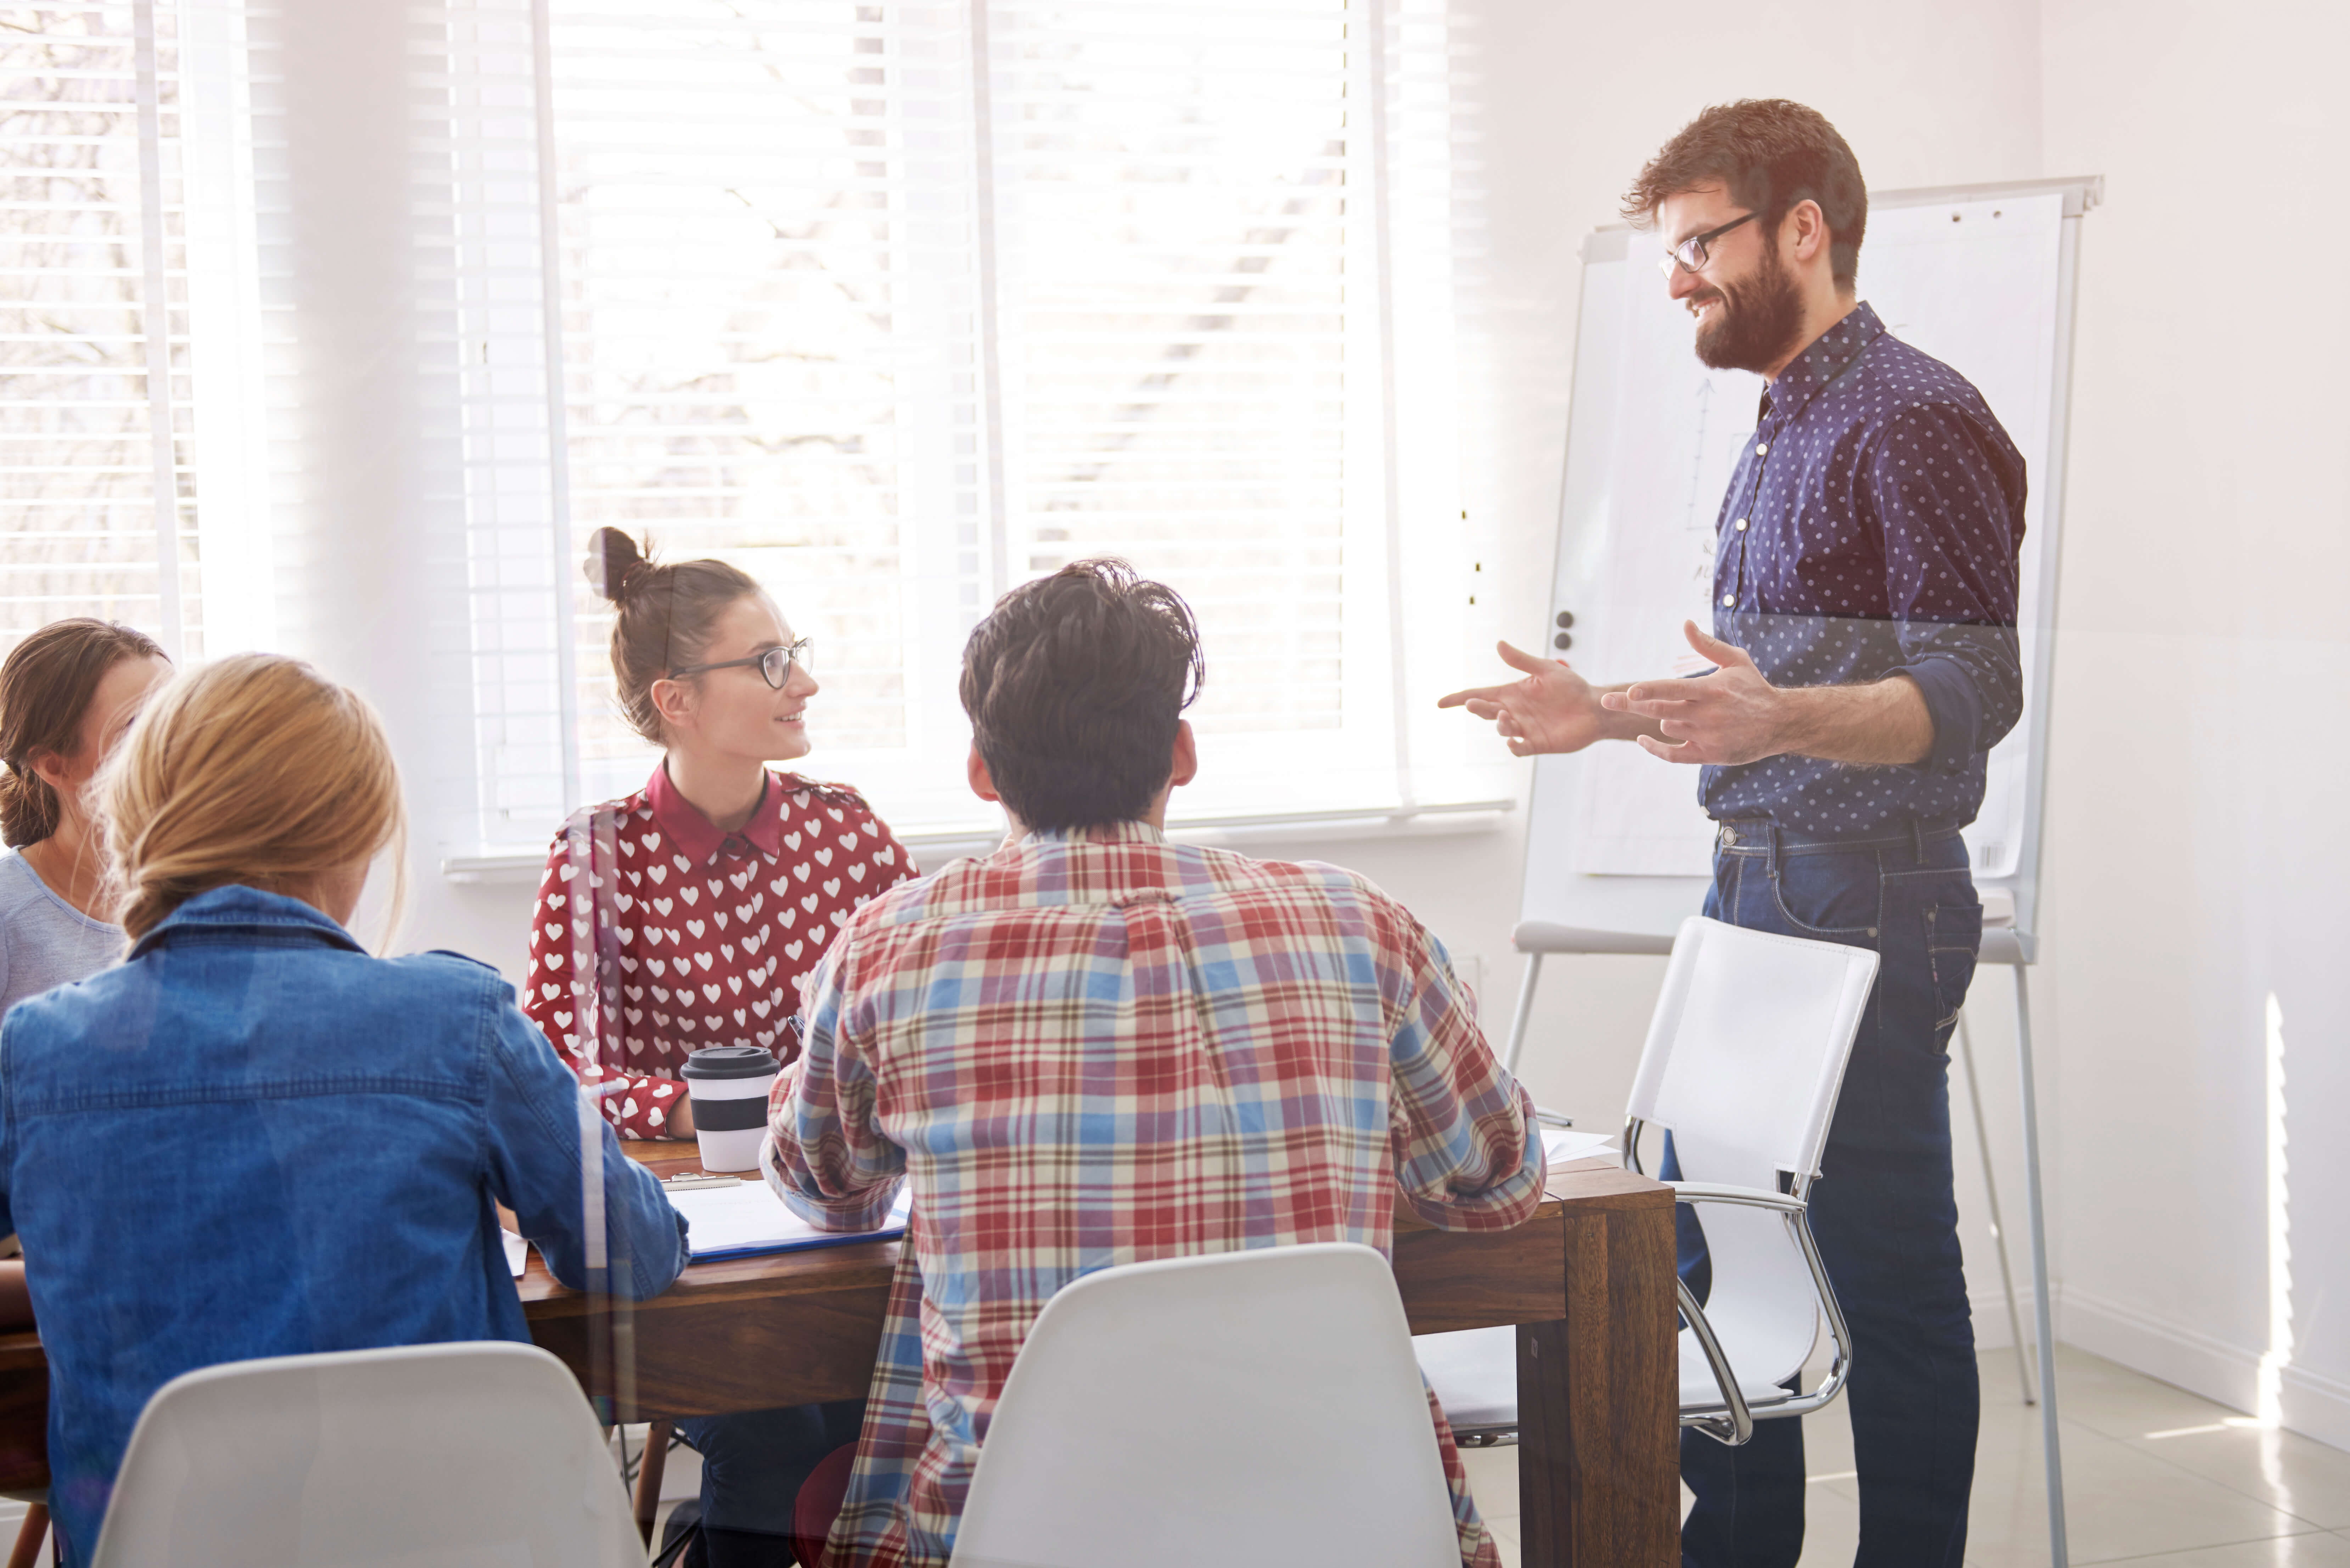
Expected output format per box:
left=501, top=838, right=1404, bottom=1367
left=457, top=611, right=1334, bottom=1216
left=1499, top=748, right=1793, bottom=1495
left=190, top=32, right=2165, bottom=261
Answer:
left=1656, top=211, right=1757, bottom=277
left=669, top=639, right=814, bottom=689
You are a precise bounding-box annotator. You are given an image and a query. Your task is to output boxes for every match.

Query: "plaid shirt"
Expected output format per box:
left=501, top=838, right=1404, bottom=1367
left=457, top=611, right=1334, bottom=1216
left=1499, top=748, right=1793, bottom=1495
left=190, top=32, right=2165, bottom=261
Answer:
left=762, top=821, right=1543, bottom=1568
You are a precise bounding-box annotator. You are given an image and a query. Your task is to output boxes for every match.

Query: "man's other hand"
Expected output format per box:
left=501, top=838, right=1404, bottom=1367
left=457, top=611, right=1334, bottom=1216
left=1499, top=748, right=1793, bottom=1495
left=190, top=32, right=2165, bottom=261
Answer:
left=1437, top=640, right=1616, bottom=757
left=1600, top=623, right=1787, bottom=765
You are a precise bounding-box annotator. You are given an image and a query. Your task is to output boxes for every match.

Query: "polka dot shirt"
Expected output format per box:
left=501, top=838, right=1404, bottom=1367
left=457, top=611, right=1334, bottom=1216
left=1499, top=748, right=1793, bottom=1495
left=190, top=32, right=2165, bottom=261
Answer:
left=521, top=764, right=918, bottom=1140
left=1704, top=299, right=2026, bottom=839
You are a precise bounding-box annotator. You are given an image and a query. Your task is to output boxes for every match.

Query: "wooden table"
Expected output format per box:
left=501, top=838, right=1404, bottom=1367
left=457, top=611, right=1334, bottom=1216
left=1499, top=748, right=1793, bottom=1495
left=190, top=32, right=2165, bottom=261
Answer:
left=0, top=1148, right=1678, bottom=1566
left=519, top=1145, right=1680, bottom=1567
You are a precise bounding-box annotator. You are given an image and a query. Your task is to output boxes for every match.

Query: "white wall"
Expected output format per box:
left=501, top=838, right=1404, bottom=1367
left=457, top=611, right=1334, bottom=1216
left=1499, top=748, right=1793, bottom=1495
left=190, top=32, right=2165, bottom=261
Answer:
left=2037, top=0, right=2350, bottom=1443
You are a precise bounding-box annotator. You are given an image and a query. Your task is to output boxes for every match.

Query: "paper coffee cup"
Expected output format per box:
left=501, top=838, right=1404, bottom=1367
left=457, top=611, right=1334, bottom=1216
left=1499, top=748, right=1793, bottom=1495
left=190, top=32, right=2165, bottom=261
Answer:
left=680, top=1045, right=780, bottom=1173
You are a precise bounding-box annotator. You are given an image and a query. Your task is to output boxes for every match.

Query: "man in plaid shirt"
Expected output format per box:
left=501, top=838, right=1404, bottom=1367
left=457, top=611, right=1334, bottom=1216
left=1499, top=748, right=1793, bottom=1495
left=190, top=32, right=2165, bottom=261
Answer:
left=764, top=561, right=1544, bottom=1568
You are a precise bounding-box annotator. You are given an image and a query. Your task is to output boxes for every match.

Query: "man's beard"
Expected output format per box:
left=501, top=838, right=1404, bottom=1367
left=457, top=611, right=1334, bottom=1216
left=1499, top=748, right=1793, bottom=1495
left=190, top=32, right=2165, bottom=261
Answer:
left=1692, top=246, right=1805, bottom=373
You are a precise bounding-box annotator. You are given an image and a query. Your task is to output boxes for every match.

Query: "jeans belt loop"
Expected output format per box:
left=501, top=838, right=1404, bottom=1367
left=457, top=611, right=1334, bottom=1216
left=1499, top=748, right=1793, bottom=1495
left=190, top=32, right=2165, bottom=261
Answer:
left=1911, top=817, right=1927, bottom=863
left=1765, top=820, right=1785, bottom=878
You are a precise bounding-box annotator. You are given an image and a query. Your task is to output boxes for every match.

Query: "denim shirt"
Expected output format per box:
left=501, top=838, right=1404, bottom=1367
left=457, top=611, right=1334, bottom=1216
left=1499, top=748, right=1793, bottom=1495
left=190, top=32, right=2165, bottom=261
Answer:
left=0, top=886, right=689, bottom=1561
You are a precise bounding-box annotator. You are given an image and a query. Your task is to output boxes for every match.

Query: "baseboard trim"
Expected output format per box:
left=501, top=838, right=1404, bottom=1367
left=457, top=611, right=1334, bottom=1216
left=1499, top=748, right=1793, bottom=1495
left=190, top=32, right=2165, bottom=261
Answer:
left=2281, top=1362, right=2350, bottom=1453
left=1968, top=1281, right=2036, bottom=1351
left=2060, top=1286, right=2350, bottom=1451
left=2061, top=1286, right=2260, bottom=1412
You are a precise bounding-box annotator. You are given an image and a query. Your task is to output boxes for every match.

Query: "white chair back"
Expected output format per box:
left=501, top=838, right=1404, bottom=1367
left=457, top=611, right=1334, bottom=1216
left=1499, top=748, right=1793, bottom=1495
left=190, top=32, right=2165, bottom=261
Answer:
left=90, top=1341, right=644, bottom=1568
left=1628, top=915, right=1876, bottom=1189
left=952, top=1242, right=1460, bottom=1568
left=1629, top=915, right=1876, bottom=1402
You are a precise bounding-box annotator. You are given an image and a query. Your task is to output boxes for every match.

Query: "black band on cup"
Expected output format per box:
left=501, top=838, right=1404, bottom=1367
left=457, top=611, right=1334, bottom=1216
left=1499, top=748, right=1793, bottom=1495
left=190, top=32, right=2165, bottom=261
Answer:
left=690, top=1096, right=768, bottom=1133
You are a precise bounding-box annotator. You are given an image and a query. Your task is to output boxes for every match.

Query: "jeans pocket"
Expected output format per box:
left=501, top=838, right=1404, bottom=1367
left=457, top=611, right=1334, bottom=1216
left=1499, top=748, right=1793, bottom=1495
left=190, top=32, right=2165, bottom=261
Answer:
left=1765, top=852, right=1880, bottom=940
left=1926, top=900, right=1984, bottom=1039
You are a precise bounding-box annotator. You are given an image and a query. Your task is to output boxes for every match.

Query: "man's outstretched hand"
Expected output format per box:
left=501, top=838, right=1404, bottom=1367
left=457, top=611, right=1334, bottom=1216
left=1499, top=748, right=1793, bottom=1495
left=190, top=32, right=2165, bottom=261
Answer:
left=1599, top=622, right=1787, bottom=765
left=1443, top=622, right=1931, bottom=769
left=1436, top=640, right=1620, bottom=757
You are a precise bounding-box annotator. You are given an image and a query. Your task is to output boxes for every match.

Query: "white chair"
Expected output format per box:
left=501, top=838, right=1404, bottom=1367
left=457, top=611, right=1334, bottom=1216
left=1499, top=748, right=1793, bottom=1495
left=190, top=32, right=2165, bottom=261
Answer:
left=91, top=1341, right=644, bottom=1568
left=952, top=1242, right=1460, bottom=1568
left=1418, top=914, right=1878, bottom=1448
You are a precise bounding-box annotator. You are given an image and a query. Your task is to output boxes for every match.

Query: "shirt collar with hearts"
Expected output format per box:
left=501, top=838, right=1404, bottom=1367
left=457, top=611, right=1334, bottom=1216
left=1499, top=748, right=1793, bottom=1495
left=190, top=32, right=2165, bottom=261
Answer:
left=644, top=760, right=787, bottom=865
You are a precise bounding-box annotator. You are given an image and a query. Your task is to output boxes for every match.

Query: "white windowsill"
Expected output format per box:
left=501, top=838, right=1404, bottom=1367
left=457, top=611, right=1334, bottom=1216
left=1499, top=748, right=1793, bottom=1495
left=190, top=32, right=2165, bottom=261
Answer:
left=440, top=798, right=1515, bottom=885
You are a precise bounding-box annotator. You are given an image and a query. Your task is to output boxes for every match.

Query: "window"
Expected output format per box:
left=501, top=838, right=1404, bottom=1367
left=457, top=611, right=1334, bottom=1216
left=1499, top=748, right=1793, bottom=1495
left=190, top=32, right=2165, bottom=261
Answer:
left=549, top=0, right=985, bottom=824
left=444, top=0, right=1498, bottom=856
left=0, top=0, right=269, bottom=663
left=1, top=1, right=199, bottom=654
left=988, top=3, right=1376, bottom=797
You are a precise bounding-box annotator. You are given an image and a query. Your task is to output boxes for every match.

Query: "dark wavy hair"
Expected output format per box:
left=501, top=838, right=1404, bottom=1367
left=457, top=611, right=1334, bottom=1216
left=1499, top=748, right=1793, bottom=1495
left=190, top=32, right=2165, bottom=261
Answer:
left=584, top=528, right=763, bottom=745
left=1622, top=99, right=1868, bottom=288
left=959, top=560, right=1204, bottom=831
left=0, top=618, right=167, bottom=847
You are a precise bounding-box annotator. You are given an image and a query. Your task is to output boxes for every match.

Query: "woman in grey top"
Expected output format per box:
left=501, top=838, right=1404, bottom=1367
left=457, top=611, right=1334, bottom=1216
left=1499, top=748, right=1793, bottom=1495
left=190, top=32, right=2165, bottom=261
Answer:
left=0, top=620, right=166, bottom=1560
left=0, top=619, right=172, bottom=1013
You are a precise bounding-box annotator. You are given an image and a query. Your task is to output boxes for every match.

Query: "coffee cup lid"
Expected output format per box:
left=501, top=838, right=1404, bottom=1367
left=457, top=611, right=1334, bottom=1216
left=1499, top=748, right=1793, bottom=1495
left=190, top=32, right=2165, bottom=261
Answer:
left=680, top=1045, right=780, bottom=1081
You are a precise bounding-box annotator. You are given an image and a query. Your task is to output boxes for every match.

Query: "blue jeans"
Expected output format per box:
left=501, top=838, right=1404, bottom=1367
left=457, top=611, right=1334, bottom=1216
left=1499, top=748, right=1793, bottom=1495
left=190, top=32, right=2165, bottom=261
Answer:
left=1669, top=822, right=1983, bottom=1568
left=678, top=1401, right=866, bottom=1542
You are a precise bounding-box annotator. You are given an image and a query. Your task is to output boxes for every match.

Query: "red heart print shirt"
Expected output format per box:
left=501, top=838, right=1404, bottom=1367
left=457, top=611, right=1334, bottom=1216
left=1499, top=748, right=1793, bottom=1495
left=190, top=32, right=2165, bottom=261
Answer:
left=521, top=764, right=919, bottom=1140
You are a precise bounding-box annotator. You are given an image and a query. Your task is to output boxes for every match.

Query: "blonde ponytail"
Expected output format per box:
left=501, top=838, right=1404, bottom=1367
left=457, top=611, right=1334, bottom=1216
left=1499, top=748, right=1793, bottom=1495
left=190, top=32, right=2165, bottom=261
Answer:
left=98, top=654, right=407, bottom=945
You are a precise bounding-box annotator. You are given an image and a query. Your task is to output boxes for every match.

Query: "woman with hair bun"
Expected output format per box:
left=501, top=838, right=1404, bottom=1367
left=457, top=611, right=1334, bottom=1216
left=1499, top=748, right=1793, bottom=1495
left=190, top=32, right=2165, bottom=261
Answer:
left=521, top=529, right=916, bottom=1567
left=0, top=653, right=686, bottom=1564
left=0, top=618, right=170, bottom=1013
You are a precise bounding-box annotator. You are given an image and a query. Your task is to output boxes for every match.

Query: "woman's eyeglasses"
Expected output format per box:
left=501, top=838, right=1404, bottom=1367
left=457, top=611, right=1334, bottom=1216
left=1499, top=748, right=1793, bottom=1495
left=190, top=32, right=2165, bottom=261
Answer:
left=1656, top=211, right=1757, bottom=277
left=669, top=639, right=814, bottom=690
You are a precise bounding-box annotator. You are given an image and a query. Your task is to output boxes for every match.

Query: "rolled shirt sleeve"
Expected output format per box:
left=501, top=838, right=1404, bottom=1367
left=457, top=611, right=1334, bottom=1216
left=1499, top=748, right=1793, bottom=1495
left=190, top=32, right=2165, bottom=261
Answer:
left=760, top=939, right=905, bottom=1233
left=1865, top=403, right=2025, bottom=775
left=1384, top=919, right=1544, bottom=1233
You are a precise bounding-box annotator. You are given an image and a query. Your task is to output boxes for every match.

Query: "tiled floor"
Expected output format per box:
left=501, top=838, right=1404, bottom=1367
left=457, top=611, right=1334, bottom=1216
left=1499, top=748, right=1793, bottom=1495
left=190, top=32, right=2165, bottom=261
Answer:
left=1462, top=1345, right=2350, bottom=1566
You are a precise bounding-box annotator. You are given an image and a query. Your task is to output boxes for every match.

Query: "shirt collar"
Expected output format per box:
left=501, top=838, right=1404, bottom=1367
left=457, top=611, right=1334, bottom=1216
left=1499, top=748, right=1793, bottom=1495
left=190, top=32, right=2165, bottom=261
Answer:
left=1761, top=299, right=1885, bottom=423
left=129, top=884, right=365, bottom=960
left=1008, top=819, right=1168, bottom=852
left=644, top=762, right=785, bottom=864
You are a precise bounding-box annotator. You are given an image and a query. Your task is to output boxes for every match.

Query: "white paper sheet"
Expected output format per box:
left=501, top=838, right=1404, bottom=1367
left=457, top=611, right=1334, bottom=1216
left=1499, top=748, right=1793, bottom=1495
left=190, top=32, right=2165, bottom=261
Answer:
left=1541, top=1128, right=1619, bottom=1170
left=667, top=1180, right=912, bottom=1261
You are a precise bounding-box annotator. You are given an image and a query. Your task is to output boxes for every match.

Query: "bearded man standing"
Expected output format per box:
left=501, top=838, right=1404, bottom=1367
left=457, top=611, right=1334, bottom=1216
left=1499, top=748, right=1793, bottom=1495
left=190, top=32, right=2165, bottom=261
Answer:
left=1443, top=101, right=2025, bottom=1567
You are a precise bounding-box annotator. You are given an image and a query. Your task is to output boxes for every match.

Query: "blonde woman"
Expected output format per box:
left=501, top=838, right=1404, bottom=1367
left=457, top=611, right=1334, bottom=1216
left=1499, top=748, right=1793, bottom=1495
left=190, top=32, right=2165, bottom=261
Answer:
left=0, top=654, right=687, bottom=1565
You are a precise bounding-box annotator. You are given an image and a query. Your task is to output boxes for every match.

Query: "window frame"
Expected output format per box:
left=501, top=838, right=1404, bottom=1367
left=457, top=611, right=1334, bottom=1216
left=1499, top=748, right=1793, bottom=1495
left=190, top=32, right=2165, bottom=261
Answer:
left=433, top=0, right=1505, bottom=876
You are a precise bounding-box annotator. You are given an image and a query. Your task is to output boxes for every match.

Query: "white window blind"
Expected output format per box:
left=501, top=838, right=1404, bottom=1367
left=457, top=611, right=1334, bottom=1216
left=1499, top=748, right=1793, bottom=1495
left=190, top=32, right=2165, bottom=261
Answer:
left=441, top=0, right=1491, bottom=857
left=985, top=1, right=1390, bottom=813
left=550, top=0, right=986, bottom=824
left=1, top=0, right=198, bottom=655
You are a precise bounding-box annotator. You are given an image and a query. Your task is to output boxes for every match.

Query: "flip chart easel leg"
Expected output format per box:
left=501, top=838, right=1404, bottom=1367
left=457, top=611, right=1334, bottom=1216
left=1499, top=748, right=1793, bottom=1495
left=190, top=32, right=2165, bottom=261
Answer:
left=1957, top=1009, right=2036, bottom=1405
left=2013, top=966, right=2070, bottom=1567
left=1503, top=952, right=1544, bottom=1078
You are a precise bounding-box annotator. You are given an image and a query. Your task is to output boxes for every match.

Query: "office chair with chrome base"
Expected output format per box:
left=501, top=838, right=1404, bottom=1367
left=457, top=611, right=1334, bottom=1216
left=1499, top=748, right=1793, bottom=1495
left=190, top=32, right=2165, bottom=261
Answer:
left=1417, top=914, right=1877, bottom=1447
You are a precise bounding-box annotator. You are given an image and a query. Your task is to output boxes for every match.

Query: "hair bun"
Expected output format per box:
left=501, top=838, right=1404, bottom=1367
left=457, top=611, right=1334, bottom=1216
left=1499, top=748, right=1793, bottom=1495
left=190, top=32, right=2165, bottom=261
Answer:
left=585, top=528, right=651, bottom=603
